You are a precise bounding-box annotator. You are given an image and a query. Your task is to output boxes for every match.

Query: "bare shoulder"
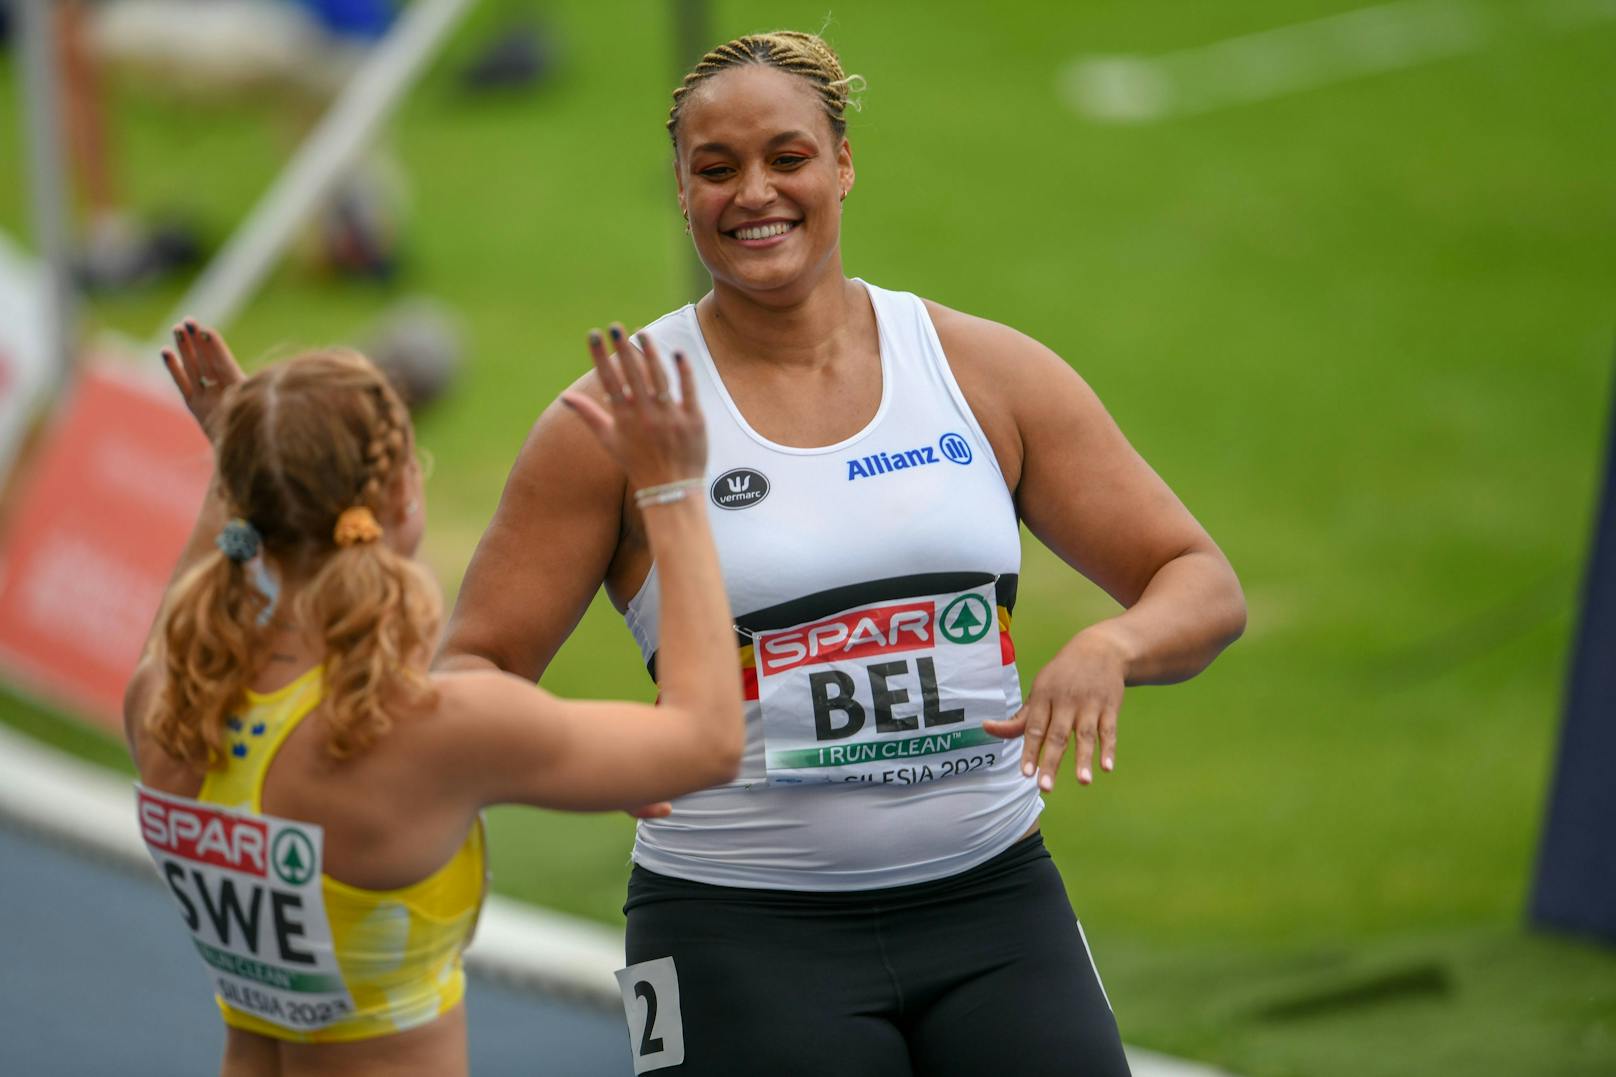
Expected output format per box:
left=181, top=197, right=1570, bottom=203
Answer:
left=438, top=366, right=627, bottom=677
left=506, top=368, right=618, bottom=485
left=373, top=670, right=546, bottom=780
left=923, top=298, right=1098, bottom=393
left=420, top=668, right=552, bottom=728
left=921, top=298, right=1108, bottom=491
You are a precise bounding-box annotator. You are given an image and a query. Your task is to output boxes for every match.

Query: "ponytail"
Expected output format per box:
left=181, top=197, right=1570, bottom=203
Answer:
left=296, top=539, right=440, bottom=760
left=148, top=550, right=268, bottom=767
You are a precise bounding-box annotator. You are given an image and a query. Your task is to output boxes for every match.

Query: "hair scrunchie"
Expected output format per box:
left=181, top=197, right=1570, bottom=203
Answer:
left=334, top=506, right=383, bottom=547
left=215, top=518, right=262, bottom=563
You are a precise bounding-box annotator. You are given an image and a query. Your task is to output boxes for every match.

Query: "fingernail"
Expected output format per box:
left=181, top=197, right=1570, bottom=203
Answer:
left=1079, top=767, right=1092, bottom=784
left=1022, top=762, right=1034, bottom=778
left=1103, top=757, right=1114, bottom=772
left=1038, top=774, right=1054, bottom=792
left=588, top=330, right=602, bottom=345
left=184, top=321, right=196, bottom=335
left=200, top=330, right=212, bottom=340
left=609, top=326, right=623, bottom=341
left=673, top=351, right=686, bottom=364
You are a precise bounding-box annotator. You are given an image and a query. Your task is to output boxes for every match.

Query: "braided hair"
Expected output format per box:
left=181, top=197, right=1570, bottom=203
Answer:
left=667, top=31, right=863, bottom=148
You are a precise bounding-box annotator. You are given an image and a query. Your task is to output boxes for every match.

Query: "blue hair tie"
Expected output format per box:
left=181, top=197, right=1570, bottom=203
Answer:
left=215, top=518, right=262, bottom=563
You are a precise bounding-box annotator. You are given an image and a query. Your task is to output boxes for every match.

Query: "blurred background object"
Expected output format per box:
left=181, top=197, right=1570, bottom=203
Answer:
left=58, top=0, right=205, bottom=292
left=366, top=293, right=463, bottom=409
left=1, top=3, right=1613, bottom=1076
left=1530, top=364, right=1616, bottom=947
left=457, top=11, right=558, bottom=91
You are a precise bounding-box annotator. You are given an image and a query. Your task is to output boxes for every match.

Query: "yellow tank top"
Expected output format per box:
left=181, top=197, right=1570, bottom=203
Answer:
left=196, top=667, right=487, bottom=1044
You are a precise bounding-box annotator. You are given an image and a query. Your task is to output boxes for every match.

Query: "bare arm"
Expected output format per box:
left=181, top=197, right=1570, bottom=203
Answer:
left=1010, top=342, right=1245, bottom=686
left=931, top=305, right=1246, bottom=790
left=123, top=321, right=246, bottom=751
left=427, top=334, right=742, bottom=808
left=433, top=382, right=624, bottom=681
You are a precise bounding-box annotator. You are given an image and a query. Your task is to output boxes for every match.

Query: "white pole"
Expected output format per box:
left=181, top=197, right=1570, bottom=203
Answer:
left=161, top=0, right=478, bottom=335
left=17, top=0, right=75, bottom=389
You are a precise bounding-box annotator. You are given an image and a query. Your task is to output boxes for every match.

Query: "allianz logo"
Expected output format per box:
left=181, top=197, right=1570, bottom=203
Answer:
left=846, top=432, right=973, bottom=481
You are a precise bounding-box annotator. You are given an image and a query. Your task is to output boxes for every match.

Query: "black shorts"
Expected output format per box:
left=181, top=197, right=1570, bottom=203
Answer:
left=619, top=834, right=1130, bottom=1076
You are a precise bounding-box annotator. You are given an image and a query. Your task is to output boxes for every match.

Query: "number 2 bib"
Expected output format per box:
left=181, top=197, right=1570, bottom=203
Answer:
left=137, top=785, right=356, bottom=1032
left=753, top=581, right=1008, bottom=786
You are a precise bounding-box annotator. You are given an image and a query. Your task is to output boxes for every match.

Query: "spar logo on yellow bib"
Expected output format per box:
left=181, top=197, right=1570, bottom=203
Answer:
left=754, top=582, right=1008, bottom=786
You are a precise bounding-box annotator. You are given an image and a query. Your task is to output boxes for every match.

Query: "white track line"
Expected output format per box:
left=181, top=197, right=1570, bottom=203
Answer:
left=0, top=723, right=1231, bottom=1076
left=1062, top=0, right=1616, bottom=123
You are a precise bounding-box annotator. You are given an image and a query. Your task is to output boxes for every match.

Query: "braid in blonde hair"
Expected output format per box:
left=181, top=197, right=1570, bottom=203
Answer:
left=295, top=370, right=436, bottom=760
left=358, top=384, right=410, bottom=511
left=667, top=31, right=864, bottom=148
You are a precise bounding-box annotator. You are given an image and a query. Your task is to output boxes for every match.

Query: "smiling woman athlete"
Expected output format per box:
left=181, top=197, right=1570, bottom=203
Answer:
left=125, top=320, right=739, bottom=1077
left=439, top=31, right=1246, bottom=1076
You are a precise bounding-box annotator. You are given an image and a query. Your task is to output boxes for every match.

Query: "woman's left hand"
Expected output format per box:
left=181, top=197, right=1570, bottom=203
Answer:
left=982, top=625, right=1127, bottom=792
left=161, top=317, right=246, bottom=437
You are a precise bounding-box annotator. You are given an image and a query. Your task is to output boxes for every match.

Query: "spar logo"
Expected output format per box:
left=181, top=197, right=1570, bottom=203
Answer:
left=711, top=467, right=769, bottom=510
left=272, top=830, right=316, bottom=886
left=758, top=601, right=933, bottom=676
left=140, top=793, right=268, bottom=875
left=939, top=593, right=992, bottom=644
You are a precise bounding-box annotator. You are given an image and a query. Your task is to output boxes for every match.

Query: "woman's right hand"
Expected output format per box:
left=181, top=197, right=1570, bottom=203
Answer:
left=560, top=324, right=706, bottom=490
left=161, top=318, right=245, bottom=438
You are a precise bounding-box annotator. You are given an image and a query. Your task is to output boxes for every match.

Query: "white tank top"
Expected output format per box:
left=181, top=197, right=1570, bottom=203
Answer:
left=624, top=280, right=1041, bottom=891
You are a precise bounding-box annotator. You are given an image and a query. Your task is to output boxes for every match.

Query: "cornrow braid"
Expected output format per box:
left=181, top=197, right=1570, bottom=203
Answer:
left=667, top=31, right=864, bottom=148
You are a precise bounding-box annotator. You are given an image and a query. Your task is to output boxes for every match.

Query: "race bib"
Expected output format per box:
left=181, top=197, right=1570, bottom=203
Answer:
left=753, top=582, right=1008, bottom=786
left=136, top=785, right=355, bottom=1032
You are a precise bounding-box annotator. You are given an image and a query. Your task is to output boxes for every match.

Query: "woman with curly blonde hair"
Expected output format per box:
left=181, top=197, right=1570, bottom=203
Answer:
left=126, top=317, right=740, bottom=1076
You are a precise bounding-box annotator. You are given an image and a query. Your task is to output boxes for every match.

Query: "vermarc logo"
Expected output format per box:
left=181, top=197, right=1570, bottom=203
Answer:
left=711, top=468, right=770, bottom=510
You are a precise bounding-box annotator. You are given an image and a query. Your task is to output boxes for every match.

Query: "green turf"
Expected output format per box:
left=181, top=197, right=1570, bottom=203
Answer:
left=2, top=1, right=1614, bottom=1073
left=0, top=686, right=133, bottom=775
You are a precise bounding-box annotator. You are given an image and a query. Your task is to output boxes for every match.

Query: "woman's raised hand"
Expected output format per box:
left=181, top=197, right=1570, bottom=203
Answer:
left=161, top=318, right=246, bottom=437
left=561, top=324, right=706, bottom=490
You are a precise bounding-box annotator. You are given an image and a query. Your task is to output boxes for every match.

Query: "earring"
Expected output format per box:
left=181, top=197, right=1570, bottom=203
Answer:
left=682, top=212, right=690, bottom=235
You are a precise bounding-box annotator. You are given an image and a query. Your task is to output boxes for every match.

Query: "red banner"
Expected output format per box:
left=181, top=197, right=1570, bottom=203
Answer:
left=0, top=364, right=210, bottom=731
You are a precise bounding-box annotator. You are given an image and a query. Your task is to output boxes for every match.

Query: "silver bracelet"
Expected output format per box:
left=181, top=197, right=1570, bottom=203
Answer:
left=634, top=477, right=703, bottom=508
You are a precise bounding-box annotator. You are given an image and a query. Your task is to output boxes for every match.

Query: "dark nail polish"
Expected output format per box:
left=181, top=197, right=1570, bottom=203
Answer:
left=609, top=326, right=623, bottom=341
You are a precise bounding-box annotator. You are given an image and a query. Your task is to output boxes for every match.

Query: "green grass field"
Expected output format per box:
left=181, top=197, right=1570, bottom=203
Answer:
left=3, top=1, right=1615, bottom=1073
